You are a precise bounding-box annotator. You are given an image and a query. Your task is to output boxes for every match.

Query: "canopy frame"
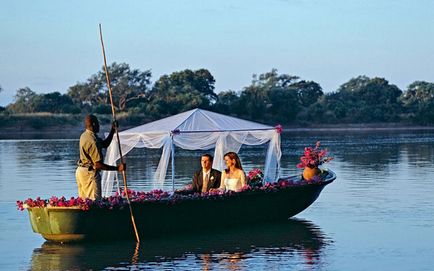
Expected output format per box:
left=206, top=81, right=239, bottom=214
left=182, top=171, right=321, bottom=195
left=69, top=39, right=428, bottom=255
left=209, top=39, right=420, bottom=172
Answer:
left=102, top=108, right=282, bottom=197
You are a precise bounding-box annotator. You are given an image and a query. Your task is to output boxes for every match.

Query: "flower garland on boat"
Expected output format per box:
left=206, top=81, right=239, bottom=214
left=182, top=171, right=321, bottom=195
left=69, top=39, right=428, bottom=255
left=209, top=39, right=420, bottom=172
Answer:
left=17, top=171, right=330, bottom=211
left=16, top=196, right=129, bottom=211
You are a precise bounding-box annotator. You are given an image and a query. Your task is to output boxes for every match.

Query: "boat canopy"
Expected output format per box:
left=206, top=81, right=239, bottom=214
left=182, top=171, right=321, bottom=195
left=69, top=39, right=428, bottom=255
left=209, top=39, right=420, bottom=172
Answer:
left=102, top=108, right=281, bottom=197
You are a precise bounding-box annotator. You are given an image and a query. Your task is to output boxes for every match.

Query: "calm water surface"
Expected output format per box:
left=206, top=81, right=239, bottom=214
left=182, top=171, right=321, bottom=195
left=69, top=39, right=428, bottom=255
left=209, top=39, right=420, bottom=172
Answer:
left=1, top=130, right=433, bottom=270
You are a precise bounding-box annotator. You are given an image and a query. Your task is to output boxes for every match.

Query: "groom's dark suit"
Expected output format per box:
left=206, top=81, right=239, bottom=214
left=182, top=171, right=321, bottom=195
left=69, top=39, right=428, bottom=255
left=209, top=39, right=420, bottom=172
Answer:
left=192, top=168, right=222, bottom=192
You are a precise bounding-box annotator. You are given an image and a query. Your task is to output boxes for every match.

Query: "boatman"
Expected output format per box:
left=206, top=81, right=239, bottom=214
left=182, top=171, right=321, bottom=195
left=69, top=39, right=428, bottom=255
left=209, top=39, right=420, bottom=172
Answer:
left=76, top=114, right=126, bottom=200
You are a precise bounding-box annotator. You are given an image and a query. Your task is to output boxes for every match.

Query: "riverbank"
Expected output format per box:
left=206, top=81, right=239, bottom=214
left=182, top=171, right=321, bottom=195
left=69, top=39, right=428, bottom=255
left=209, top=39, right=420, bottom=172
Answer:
left=1, top=123, right=433, bottom=140
left=0, top=113, right=150, bottom=139
left=1, top=113, right=433, bottom=139
left=282, top=123, right=434, bottom=132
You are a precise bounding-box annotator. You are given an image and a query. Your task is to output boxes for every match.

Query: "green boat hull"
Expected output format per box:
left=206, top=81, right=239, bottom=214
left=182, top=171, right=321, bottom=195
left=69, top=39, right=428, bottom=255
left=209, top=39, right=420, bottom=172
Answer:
left=27, top=172, right=336, bottom=242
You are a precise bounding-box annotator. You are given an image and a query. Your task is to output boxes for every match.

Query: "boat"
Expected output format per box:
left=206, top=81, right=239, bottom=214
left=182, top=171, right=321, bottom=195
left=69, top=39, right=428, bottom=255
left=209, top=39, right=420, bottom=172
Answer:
left=24, top=170, right=336, bottom=242
left=21, top=109, right=336, bottom=242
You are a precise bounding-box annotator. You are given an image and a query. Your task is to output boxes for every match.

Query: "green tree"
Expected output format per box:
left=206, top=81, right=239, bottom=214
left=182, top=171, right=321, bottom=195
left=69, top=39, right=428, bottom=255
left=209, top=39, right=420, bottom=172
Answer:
left=292, top=80, right=323, bottom=107
left=7, top=88, right=80, bottom=114
left=301, top=76, right=404, bottom=124
left=0, top=85, right=4, bottom=112
left=401, top=81, right=434, bottom=124
left=147, top=69, right=217, bottom=117
left=67, top=62, right=152, bottom=112
left=213, top=90, right=241, bottom=116
left=33, top=92, right=80, bottom=113
left=15, top=87, right=36, bottom=101
left=238, top=69, right=323, bottom=123
left=7, top=87, right=37, bottom=113
left=304, top=92, right=347, bottom=123
left=335, top=76, right=403, bottom=122
left=267, top=86, right=299, bottom=123
left=239, top=83, right=269, bottom=121
left=67, top=80, right=103, bottom=110
left=239, top=69, right=298, bottom=122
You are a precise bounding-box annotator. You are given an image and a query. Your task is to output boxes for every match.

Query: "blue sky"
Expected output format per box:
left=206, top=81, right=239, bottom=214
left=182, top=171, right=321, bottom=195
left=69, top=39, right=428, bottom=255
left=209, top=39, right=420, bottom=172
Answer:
left=1, top=0, right=433, bottom=106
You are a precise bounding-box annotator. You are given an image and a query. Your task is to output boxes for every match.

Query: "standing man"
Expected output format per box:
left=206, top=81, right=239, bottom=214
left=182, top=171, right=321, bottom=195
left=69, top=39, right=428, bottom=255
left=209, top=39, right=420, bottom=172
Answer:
left=76, top=114, right=126, bottom=200
left=191, top=154, right=221, bottom=193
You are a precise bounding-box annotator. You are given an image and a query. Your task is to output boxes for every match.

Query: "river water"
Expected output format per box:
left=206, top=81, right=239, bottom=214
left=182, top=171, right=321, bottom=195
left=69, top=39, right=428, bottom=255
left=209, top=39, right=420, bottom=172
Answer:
left=0, top=130, right=433, bottom=270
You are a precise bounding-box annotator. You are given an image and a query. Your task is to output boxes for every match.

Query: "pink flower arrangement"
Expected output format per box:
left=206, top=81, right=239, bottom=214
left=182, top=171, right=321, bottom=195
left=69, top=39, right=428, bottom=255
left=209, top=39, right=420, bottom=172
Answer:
left=297, top=141, right=333, bottom=169
left=247, top=168, right=263, bottom=180
left=247, top=168, right=264, bottom=187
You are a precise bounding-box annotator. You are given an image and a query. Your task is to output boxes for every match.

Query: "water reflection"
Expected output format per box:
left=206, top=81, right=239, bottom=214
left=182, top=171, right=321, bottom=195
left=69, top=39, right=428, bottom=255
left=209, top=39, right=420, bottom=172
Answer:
left=12, top=140, right=77, bottom=164
left=402, top=143, right=434, bottom=165
left=30, top=219, right=330, bottom=270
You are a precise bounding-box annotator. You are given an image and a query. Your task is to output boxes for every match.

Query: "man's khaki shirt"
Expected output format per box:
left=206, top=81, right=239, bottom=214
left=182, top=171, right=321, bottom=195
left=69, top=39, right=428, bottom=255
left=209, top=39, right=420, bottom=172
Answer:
left=77, top=129, right=103, bottom=168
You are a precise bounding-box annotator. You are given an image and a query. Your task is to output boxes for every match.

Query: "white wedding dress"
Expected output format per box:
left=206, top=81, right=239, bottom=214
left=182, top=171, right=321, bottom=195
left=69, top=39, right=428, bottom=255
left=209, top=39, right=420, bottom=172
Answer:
left=224, top=178, right=242, bottom=192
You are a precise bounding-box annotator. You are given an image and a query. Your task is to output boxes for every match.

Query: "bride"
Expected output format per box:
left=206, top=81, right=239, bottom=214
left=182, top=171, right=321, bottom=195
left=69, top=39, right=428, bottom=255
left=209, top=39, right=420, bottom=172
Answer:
left=214, top=152, right=246, bottom=192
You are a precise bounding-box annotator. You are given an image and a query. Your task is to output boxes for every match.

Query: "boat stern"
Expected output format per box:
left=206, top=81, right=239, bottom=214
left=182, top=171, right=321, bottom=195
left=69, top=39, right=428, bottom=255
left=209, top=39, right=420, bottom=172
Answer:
left=27, top=207, right=88, bottom=242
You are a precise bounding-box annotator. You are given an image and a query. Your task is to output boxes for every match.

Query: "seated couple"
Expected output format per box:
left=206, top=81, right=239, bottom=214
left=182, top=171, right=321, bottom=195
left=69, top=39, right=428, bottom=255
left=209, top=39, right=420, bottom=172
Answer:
left=191, top=152, right=246, bottom=193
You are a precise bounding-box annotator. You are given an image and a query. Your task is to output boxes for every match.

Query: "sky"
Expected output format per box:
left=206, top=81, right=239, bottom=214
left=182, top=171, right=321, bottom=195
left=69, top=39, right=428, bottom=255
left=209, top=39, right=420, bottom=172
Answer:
left=1, top=0, right=433, bottom=106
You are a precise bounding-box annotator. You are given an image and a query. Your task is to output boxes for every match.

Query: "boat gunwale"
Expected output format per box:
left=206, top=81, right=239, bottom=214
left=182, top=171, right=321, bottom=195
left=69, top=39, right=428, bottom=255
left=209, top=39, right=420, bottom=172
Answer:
left=24, top=170, right=336, bottom=211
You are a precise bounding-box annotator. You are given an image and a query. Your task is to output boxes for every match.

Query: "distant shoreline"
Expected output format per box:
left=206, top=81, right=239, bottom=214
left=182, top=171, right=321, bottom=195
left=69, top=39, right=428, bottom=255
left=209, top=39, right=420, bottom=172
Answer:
left=282, top=123, right=434, bottom=132
left=1, top=123, right=433, bottom=140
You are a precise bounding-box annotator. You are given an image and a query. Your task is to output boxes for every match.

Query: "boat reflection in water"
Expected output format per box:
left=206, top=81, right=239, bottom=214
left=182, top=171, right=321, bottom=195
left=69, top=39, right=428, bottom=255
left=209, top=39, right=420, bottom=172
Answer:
left=30, top=218, right=332, bottom=270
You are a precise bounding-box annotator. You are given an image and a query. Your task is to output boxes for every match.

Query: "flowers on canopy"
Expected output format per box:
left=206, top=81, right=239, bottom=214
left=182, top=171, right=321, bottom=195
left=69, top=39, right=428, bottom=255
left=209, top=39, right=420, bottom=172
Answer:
left=297, top=141, right=333, bottom=169
left=275, top=124, right=283, bottom=134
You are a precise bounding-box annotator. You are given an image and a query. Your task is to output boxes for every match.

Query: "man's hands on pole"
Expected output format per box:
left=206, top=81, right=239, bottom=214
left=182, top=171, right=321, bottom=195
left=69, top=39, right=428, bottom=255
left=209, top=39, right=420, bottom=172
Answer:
left=118, top=163, right=126, bottom=172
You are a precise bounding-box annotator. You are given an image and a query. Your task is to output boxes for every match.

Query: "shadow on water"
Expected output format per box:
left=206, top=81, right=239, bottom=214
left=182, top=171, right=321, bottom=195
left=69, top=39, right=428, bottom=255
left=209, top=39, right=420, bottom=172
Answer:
left=29, top=218, right=331, bottom=270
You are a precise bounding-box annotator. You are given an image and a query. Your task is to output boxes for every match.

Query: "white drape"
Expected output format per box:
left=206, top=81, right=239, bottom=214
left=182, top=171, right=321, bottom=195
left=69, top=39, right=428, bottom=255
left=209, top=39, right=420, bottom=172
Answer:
left=102, top=109, right=281, bottom=197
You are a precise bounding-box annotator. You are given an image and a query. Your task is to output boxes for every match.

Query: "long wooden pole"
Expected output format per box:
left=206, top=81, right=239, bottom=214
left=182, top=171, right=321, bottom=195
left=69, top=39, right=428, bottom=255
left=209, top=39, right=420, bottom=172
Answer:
left=99, top=24, right=140, bottom=243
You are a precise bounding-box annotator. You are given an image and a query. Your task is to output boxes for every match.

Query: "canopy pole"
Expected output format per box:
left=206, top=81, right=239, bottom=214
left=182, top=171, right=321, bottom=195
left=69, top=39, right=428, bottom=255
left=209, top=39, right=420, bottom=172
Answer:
left=171, top=135, right=175, bottom=192
left=116, top=175, right=121, bottom=196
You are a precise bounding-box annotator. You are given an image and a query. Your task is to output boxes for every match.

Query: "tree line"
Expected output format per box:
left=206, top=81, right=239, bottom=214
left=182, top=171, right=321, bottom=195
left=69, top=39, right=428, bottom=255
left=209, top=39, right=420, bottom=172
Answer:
left=2, top=62, right=434, bottom=125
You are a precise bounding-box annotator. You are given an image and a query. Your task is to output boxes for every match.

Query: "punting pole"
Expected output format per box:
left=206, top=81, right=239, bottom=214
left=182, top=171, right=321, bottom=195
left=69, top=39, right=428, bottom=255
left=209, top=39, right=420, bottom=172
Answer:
left=99, top=24, right=140, bottom=243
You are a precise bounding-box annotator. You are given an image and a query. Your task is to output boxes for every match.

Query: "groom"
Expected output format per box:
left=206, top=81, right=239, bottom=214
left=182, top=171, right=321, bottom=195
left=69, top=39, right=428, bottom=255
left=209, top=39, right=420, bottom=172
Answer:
left=191, top=154, right=221, bottom=193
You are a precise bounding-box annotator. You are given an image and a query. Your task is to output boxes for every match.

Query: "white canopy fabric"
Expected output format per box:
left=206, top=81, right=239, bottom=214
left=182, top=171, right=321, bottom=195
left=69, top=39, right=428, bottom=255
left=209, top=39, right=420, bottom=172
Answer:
left=102, top=108, right=281, bottom=197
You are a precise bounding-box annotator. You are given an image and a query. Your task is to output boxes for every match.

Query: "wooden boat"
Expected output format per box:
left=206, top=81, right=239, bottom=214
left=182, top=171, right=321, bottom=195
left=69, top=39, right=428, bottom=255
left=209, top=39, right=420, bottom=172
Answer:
left=25, top=170, right=336, bottom=243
